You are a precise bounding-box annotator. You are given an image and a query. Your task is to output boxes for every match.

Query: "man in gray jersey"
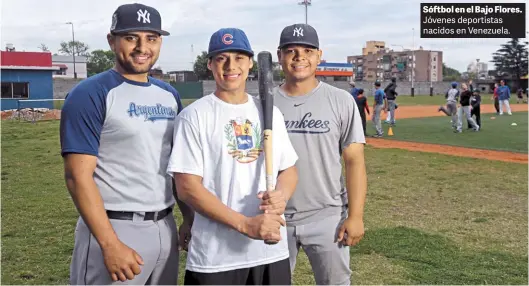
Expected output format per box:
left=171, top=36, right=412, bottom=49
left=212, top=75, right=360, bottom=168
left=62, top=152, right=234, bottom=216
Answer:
left=272, top=23, right=367, bottom=285
left=438, top=81, right=459, bottom=130
left=61, top=3, right=191, bottom=284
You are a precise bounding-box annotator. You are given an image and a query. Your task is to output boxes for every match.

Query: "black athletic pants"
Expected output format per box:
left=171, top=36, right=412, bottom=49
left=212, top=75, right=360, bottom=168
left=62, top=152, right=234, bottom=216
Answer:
left=468, top=106, right=481, bottom=129
left=184, top=258, right=291, bottom=285
left=360, top=111, right=367, bottom=135
left=494, top=97, right=500, bottom=113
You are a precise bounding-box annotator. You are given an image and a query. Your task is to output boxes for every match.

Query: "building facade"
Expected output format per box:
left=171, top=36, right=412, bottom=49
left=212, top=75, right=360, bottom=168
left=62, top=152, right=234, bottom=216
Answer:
left=362, top=41, right=386, bottom=56
left=52, top=55, right=88, bottom=79
left=315, top=62, right=354, bottom=82
left=347, top=44, right=443, bottom=82
left=1, top=51, right=59, bottom=110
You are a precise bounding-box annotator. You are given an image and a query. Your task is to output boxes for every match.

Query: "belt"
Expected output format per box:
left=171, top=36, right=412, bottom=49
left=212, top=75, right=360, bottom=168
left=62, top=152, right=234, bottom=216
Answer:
left=106, top=207, right=172, bottom=222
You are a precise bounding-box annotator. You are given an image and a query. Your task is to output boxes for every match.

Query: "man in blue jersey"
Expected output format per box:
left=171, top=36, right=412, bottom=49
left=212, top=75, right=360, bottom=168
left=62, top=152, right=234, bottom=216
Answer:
left=349, top=81, right=359, bottom=99
left=372, top=81, right=386, bottom=137
left=60, top=3, right=190, bottom=285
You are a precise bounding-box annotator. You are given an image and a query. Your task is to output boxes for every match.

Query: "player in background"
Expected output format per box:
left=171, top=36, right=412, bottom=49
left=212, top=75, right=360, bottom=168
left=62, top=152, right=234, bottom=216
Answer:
left=167, top=27, right=299, bottom=285
left=61, top=3, right=188, bottom=284
left=349, top=81, right=360, bottom=100
left=354, top=88, right=370, bottom=136
left=372, top=81, right=386, bottom=137
left=497, top=79, right=512, bottom=115
left=516, top=87, right=525, bottom=103
left=492, top=83, right=500, bottom=114
left=438, top=82, right=459, bottom=131
left=383, top=77, right=397, bottom=126
left=273, top=23, right=367, bottom=285
left=456, top=83, right=480, bottom=133
left=468, top=90, right=482, bottom=130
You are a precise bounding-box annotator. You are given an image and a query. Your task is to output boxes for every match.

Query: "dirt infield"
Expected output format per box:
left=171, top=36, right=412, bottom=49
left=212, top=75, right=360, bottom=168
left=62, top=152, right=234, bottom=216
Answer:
left=369, top=103, right=528, bottom=164
left=394, top=103, right=528, bottom=119
left=367, top=138, right=527, bottom=164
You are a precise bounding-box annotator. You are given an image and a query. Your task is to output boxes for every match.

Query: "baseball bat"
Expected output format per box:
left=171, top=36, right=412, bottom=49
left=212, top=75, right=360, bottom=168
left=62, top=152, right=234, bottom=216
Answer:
left=257, top=51, right=277, bottom=245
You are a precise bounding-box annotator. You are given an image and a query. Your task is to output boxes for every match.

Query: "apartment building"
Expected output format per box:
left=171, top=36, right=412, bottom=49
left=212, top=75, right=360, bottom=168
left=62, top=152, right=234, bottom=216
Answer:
left=347, top=41, right=443, bottom=82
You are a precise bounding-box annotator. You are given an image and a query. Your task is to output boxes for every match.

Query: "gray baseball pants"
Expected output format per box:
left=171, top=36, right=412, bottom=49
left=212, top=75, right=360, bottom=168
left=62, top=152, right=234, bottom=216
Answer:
left=372, top=104, right=384, bottom=136
left=69, top=211, right=179, bottom=285
left=387, top=100, right=396, bottom=124
left=457, top=105, right=479, bottom=131
left=287, top=210, right=351, bottom=285
left=440, top=102, right=458, bottom=129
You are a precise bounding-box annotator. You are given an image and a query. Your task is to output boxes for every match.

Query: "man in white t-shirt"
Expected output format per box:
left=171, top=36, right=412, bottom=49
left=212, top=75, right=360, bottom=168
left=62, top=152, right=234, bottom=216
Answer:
left=167, top=28, right=299, bottom=285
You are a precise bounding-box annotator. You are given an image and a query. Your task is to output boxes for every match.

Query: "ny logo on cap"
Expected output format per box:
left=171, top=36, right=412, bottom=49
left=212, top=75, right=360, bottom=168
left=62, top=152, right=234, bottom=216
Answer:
left=137, top=9, right=150, bottom=23
left=293, top=27, right=304, bottom=37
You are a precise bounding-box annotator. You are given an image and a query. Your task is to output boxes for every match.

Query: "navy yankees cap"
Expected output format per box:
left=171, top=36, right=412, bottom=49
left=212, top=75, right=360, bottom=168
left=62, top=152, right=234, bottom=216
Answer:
left=207, top=28, right=254, bottom=58
left=110, top=3, right=170, bottom=36
left=278, top=23, right=319, bottom=49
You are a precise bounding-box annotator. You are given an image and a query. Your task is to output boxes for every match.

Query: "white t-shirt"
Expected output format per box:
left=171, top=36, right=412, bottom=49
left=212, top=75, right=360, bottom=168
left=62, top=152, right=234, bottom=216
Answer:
left=167, top=93, right=298, bottom=273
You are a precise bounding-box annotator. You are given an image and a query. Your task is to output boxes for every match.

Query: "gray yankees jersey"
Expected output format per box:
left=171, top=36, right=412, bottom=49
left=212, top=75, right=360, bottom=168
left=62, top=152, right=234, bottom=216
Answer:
left=273, top=82, right=366, bottom=226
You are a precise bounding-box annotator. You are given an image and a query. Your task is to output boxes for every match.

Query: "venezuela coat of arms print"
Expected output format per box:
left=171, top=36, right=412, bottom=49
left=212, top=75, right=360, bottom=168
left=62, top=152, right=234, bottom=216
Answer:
left=224, top=117, right=263, bottom=163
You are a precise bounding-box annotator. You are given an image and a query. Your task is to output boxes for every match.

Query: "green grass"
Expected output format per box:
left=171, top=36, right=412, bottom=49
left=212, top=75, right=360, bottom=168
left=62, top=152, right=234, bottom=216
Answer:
left=2, top=121, right=527, bottom=285
left=367, top=112, right=528, bottom=153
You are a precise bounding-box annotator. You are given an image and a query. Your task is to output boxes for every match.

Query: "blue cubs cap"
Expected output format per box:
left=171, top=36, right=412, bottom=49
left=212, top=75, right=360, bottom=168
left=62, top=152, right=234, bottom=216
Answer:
left=452, top=82, right=458, bottom=87
left=207, top=28, right=254, bottom=58
left=110, top=3, right=169, bottom=36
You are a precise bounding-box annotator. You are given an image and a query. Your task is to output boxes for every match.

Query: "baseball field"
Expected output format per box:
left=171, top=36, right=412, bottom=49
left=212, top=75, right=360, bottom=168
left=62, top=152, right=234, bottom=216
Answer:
left=1, top=95, right=527, bottom=285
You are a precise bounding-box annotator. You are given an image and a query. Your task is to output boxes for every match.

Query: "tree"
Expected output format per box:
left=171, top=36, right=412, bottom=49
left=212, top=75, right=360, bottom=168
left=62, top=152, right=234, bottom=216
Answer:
left=250, top=59, right=258, bottom=78
left=193, top=51, right=212, bottom=80
left=491, top=38, right=528, bottom=85
left=59, top=40, right=90, bottom=57
left=87, top=50, right=115, bottom=76
left=38, top=43, right=49, bottom=52
left=442, top=62, right=461, bottom=81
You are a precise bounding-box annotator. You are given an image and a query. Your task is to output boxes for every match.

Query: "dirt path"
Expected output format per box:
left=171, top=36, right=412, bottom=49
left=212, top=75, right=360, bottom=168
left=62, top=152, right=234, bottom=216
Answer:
left=367, top=138, right=527, bottom=164
left=367, top=103, right=528, bottom=163
left=395, top=103, right=528, bottom=119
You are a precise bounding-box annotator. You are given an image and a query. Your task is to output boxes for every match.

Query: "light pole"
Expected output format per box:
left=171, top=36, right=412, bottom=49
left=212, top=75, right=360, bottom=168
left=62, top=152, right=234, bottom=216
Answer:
left=411, top=28, right=415, bottom=97
left=65, top=22, right=77, bottom=79
left=429, top=50, right=433, bottom=96
left=298, top=0, right=311, bottom=24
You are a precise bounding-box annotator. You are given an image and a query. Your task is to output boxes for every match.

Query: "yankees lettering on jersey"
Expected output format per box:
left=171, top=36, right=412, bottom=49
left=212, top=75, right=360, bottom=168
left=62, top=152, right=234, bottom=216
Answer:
left=284, top=112, right=331, bottom=133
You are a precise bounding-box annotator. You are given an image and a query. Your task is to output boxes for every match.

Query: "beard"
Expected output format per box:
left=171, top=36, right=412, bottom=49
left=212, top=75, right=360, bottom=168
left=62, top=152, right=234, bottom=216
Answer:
left=116, top=54, right=155, bottom=74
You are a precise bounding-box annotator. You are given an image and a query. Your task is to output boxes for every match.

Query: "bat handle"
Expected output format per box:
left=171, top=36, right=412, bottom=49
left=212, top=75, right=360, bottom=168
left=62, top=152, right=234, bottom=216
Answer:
left=264, top=175, right=279, bottom=245
left=263, top=131, right=279, bottom=245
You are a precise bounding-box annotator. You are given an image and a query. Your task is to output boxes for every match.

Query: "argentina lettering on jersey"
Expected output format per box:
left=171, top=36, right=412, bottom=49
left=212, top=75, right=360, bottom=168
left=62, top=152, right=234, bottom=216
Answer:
left=127, top=102, right=176, bottom=121
left=284, top=112, right=331, bottom=134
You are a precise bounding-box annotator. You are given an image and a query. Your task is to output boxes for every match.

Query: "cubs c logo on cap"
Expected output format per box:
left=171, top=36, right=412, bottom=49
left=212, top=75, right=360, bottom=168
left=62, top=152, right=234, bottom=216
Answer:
left=222, top=33, right=233, bottom=45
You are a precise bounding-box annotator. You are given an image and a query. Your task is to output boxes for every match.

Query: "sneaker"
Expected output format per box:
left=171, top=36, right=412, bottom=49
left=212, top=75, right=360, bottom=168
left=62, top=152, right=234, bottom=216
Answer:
left=438, top=106, right=442, bottom=112
left=454, top=130, right=462, bottom=133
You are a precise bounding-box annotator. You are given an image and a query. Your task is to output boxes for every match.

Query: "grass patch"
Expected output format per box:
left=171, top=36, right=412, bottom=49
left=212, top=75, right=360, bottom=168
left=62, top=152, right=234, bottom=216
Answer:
left=1, top=120, right=527, bottom=285
left=367, top=111, right=528, bottom=153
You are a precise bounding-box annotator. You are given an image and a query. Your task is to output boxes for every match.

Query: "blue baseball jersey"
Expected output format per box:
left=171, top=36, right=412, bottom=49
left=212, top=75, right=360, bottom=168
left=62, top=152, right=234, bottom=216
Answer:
left=60, top=69, right=183, bottom=212
left=374, top=89, right=385, bottom=105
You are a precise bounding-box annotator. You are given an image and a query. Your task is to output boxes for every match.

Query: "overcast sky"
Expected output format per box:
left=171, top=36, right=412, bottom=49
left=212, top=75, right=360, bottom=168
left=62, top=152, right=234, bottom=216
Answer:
left=1, top=0, right=526, bottom=73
